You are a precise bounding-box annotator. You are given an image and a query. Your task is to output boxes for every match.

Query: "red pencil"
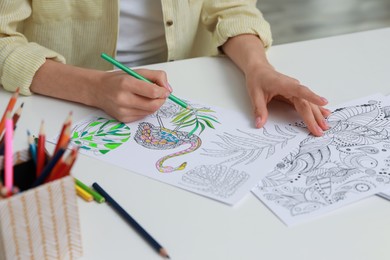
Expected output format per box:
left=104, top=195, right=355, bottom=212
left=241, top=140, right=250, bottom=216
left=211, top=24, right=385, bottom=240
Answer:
left=12, top=102, right=24, bottom=128
left=47, top=147, right=79, bottom=181
left=0, top=88, right=20, bottom=138
left=36, top=121, right=46, bottom=177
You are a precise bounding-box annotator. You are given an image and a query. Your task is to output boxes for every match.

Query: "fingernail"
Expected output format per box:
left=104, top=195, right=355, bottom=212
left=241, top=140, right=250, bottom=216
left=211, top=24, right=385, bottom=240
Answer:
left=165, top=91, right=170, bottom=98
left=255, top=117, right=262, bottom=128
left=321, top=97, right=328, bottom=103
left=316, top=125, right=324, bottom=135
left=167, top=83, right=173, bottom=92
left=322, top=119, right=329, bottom=129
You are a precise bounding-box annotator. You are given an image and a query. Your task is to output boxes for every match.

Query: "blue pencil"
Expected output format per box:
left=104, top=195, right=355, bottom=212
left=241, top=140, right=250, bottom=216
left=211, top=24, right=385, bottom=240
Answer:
left=27, top=130, right=37, bottom=164
left=92, top=182, right=170, bottom=259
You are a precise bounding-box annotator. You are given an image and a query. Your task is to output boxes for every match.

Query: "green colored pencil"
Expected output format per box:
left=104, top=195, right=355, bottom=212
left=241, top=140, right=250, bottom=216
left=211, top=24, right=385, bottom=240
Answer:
left=75, top=178, right=105, bottom=203
left=101, top=52, right=190, bottom=110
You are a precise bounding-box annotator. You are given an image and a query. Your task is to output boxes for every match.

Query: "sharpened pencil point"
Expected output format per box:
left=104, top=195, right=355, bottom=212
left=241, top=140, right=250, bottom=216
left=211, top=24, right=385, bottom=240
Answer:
left=160, top=248, right=170, bottom=259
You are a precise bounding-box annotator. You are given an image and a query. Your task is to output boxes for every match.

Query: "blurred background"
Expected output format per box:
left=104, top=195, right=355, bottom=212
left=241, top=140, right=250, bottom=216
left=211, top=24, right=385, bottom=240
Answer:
left=258, top=0, right=390, bottom=45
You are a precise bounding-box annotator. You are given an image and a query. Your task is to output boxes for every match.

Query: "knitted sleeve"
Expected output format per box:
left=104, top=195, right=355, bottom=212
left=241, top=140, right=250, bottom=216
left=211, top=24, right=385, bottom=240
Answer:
left=0, top=0, right=65, bottom=95
left=201, top=0, right=273, bottom=50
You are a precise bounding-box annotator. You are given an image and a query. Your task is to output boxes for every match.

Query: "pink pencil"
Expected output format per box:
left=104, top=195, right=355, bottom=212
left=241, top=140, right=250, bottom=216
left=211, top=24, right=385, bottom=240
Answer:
left=4, top=112, right=14, bottom=196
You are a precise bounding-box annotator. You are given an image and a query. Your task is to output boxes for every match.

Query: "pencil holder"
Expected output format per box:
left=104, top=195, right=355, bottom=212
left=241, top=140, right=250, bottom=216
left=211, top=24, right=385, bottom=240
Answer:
left=0, top=149, right=83, bottom=260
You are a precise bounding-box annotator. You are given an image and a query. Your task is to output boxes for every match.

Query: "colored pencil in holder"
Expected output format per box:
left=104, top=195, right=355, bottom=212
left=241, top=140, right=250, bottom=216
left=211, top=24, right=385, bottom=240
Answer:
left=0, top=88, right=19, bottom=139
left=36, top=121, right=46, bottom=177
left=31, top=147, right=66, bottom=188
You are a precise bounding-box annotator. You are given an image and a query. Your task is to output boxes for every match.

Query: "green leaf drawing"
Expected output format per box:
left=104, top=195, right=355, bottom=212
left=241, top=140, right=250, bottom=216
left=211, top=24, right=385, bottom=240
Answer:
left=172, top=107, right=220, bottom=135
left=70, top=117, right=131, bottom=155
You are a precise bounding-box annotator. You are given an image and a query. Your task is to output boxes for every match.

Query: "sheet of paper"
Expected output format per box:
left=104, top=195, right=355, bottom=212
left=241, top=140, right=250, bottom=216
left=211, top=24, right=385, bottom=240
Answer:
left=378, top=189, right=390, bottom=200
left=51, top=98, right=309, bottom=205
left=252, top=94, right=390, bottom=225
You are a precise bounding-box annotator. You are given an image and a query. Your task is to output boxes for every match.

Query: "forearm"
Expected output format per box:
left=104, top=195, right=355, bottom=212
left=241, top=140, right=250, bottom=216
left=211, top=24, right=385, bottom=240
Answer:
left=30, top=59, right=103, bottom=107
left=222, top=34, right=272, bottom=75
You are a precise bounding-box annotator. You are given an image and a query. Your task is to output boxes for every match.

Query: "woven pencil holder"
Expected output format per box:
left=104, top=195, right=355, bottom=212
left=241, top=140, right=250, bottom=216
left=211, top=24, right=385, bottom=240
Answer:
left=0, top=150, right=83, bottom=260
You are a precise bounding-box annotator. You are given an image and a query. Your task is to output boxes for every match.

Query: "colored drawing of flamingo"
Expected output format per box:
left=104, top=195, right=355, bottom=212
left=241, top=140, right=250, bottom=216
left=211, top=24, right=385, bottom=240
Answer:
left=134, top=122, right=202, bottom=173
left=134, top=101, right=219, bottom=173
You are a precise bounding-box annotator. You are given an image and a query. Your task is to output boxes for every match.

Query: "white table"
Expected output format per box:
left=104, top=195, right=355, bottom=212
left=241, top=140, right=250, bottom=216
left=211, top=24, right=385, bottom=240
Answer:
left=2, top=28, right=390, bottom=260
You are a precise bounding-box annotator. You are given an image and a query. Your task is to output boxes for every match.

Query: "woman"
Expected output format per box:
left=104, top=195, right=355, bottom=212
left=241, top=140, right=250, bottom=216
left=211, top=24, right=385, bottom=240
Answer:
left=0, top=0, right=329, bottom=136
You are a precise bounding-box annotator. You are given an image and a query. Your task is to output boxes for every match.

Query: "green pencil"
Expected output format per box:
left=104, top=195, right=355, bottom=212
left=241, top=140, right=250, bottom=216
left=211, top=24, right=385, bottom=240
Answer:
left=101, top=53, right=190, bottom=110
left=75, top=178, right=105, bottom=203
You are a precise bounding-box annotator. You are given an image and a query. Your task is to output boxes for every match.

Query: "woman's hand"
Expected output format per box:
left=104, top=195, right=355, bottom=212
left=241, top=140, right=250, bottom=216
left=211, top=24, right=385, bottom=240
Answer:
left=245, top=64, right=330, bottom=136
left=222, top=34, right=330, bottom=136
left=94, top=69, right=172, bottom=122
left=31, top=60, right=172, bottom=123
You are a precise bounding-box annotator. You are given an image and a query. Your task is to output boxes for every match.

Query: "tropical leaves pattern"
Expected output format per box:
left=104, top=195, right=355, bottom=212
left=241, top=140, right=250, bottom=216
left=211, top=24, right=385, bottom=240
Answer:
left=71, top=117, right=131, bottom=155
left=202, top=126, right=299, bottom=166
left=171, top=107, right=220, bottom=136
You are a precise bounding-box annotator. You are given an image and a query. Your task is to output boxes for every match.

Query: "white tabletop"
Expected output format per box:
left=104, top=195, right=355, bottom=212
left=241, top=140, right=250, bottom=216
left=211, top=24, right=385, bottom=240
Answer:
left=2, top=27, right=390, bottom=260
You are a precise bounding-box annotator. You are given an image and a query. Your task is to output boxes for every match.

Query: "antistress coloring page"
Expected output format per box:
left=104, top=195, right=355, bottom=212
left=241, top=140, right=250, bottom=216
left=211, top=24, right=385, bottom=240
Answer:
left=54, top=98, right=308, bottom=205
left=252, top=94, right=390, bottom=225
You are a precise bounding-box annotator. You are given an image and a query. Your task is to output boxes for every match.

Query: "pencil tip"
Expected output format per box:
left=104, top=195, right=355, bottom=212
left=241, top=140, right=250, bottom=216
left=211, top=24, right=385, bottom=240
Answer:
left=160, top=248, right=170, bottom=259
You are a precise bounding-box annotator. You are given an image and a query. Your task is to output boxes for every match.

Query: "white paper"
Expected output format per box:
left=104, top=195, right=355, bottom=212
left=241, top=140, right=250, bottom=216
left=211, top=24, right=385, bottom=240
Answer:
left=252, top=94, right=390, bottom=225
left=51, top=98, right=310, bottom=205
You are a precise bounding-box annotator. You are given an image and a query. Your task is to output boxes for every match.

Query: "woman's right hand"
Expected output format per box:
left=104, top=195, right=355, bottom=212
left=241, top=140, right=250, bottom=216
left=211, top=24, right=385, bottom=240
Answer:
left=94, top=69, right=172, bottom=123
left=31, top=60, right=172, bottom=123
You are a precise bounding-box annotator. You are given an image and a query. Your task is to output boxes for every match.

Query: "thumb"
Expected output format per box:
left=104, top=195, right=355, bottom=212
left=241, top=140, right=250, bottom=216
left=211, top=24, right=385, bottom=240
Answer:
left=253, top=97, right=269, bottom=129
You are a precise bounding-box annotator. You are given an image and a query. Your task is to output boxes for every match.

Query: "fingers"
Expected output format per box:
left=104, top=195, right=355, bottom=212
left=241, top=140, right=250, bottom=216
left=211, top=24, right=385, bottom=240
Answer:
left=293, top=97, right=328, bottom=137
left=98, top=70, right=171, bottom=122
left=290, top=83, right=328, bottom=107
left=250, top=89, right=269, bottom=129
left=130, top=80, right=170, bottom=100
left=113, top=107, right=156, bottom=123
left=244, top=66, right=331, bottom=137
left=135, top=69, right=172, bottom=92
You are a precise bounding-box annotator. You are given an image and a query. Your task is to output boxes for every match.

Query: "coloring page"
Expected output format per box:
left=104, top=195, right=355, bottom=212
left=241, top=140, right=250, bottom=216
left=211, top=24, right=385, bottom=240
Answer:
left=252, top=94, right=390, bottom=225
left=51, top=98, right=308, bottom=205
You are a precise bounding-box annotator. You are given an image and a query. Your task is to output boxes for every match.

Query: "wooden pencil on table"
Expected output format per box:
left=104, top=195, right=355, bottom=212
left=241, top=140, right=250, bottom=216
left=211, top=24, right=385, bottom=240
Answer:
left=75, top=184, right=93, bottom=202
left=75, top=178, right=105, bottom=203
left=92, top=182, right=170, bottom=259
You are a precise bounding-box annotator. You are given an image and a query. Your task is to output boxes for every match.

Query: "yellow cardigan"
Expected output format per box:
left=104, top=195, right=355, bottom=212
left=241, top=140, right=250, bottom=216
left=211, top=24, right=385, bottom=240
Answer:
left=0, top=0, right=272, bottom=95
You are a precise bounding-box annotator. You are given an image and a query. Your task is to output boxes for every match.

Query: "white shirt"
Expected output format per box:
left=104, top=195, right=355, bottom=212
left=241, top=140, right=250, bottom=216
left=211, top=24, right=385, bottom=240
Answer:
left=116, top=0, right=168, bottom=67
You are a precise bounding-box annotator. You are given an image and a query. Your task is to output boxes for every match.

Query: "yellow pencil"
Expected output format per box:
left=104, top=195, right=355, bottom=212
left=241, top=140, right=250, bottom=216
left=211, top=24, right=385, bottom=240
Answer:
left=75, top=184, right=93, bottom=202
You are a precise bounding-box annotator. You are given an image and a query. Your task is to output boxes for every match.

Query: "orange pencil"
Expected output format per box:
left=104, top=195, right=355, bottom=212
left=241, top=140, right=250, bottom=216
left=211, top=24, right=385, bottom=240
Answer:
left=54, top=112, right=72, bottom=154
left=0, top=88, right=20, bottom=138
left=0, top=102, right=24, bottom=146
left=36, top=121, right=46, bottom=177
